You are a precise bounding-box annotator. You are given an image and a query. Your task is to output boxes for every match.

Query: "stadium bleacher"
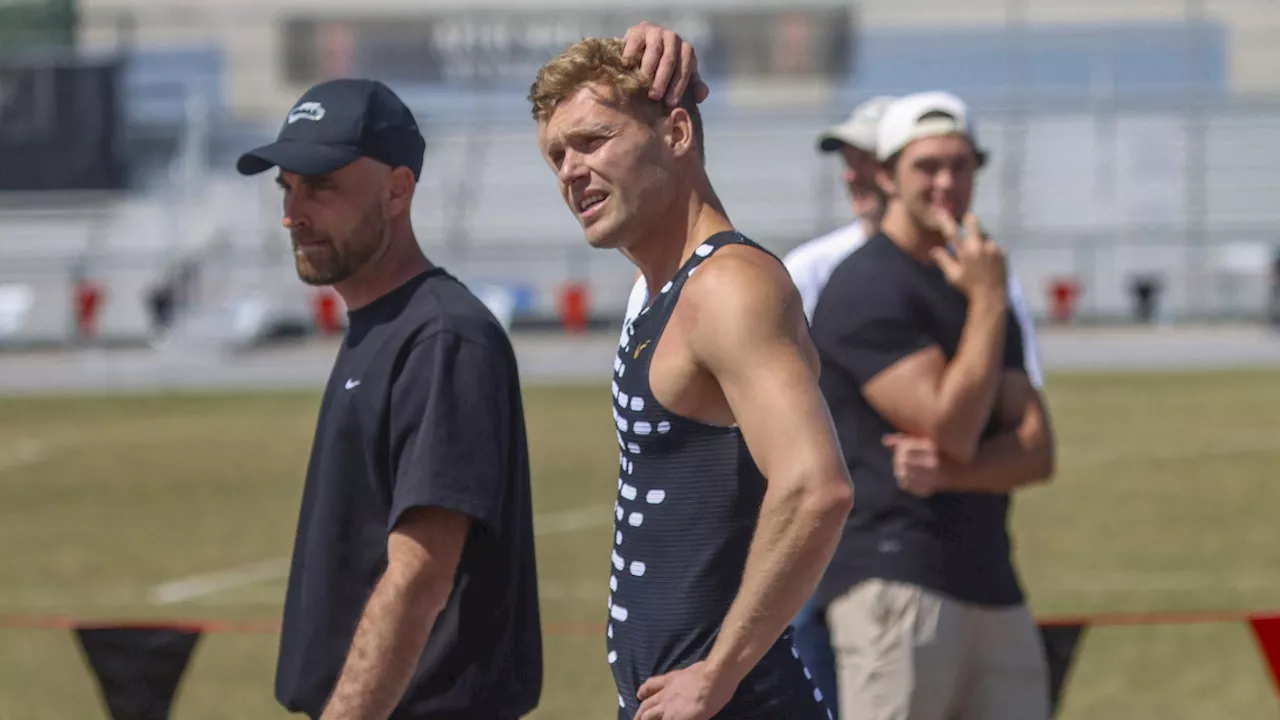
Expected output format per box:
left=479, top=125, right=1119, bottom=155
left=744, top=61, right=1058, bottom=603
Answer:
left=3, top=12, right=1280, bottom=349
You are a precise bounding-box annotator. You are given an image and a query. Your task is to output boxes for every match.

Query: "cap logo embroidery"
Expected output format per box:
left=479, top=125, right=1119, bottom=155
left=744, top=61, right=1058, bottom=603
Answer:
left=287, top=102, right=326, bottom=124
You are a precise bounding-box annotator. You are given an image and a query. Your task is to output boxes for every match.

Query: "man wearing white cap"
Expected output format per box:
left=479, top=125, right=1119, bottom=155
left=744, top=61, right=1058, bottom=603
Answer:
left=782, top=96, right=895, bottom=322
left=790, top=98, right=1044, bottom=378
left=806, top=91, right=1057, bottom=720
left=781, top=95, right=1046, bottom=719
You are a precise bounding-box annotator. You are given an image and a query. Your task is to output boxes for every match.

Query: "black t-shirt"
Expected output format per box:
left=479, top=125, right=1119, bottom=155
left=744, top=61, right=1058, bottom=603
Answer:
left=808, top=232, right=1027, bottom=608
left=275, top=268, right=542, bottom=720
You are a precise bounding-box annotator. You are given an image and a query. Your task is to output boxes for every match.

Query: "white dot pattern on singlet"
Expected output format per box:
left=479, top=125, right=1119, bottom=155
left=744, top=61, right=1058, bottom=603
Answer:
left=606, top=240, right=732, bottom=697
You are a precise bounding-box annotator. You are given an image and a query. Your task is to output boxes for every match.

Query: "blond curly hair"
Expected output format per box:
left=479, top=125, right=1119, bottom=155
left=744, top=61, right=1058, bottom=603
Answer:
left=528, top=37, right=703, bottom=159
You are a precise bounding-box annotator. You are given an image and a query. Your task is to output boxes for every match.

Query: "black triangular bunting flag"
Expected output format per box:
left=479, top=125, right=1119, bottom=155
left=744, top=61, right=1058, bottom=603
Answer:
left=1038, top=622, right=1088, bottom=717
left=75, top=626, right=202, bottom=720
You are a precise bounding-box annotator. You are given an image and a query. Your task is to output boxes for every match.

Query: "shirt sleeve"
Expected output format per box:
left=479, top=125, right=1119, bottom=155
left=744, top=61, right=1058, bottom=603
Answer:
left=812, top=279, right=937, bottom=388
left=1005, top=274, right=1044, bottom=388
left=1002, top=304, right=1027, bottom=374
left=387, top=329, right=513, bottom=536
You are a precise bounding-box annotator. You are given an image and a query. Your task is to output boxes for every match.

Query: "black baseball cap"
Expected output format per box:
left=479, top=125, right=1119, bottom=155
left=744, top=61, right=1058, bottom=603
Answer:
left=236, top=78, right=425, bottom=180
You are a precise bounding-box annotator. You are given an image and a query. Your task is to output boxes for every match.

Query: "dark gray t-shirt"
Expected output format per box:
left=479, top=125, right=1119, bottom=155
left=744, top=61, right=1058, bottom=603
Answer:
left=275, top=269, right=542, bottom=719
left=809, top=232, right=1028, bottom=608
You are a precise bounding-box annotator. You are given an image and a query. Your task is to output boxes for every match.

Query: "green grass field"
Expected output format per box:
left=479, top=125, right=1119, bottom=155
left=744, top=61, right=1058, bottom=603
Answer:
left=2, top=369, right=1279, bottom=719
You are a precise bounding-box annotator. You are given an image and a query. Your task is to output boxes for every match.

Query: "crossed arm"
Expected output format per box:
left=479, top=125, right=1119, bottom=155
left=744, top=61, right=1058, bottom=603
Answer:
left=637, top=250, right=855, bottom=717
left=938, top=369, right=1055, bottom=492
left=861, top=294, right=1010, bottom=465
left=862, top=315, right=1055, bottom=493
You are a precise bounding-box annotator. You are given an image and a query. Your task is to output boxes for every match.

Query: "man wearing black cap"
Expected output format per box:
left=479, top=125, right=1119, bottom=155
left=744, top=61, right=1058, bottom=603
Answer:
left=236, top=78, right=543, bottom=720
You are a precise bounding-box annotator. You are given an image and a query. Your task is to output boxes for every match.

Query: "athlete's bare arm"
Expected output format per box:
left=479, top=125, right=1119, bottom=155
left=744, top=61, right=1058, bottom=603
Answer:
left=319, top=507, right=468, bottom=720
left=637, top=248, right=854, bottom=719
left=861, top=213, right=1009, bottom=465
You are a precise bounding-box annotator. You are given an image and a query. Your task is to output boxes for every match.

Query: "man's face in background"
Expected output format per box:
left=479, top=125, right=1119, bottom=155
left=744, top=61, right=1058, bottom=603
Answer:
left=838, top=143, right=887, bottom=227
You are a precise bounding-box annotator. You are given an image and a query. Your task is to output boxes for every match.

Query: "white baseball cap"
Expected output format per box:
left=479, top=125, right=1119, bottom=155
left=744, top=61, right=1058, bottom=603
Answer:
left=876, top=91, right=987, bottom=165
left=817, top=96, right=897, bottom=154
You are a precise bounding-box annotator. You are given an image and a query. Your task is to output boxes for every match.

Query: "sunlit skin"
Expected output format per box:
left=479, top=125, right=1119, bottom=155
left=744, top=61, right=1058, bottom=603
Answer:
left=537, top=83, right=733, bottom=307
left=274, top=157, right=426, bottom=310
left=537, top=78, right=856, bottom=720
left=537, top=85, right=689, bottom=252
left=837, top=143, right=886, bottom=230
left=877, top=134, right=981, bottom=260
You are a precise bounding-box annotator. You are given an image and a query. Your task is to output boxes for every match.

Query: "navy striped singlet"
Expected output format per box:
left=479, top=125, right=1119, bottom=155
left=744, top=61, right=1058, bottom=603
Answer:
left=606, top=231, right=831, bottom=720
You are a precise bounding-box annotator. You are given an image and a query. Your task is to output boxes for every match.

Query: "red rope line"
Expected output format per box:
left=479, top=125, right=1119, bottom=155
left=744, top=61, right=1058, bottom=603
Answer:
left=0, top=610, right=1275, bottom=635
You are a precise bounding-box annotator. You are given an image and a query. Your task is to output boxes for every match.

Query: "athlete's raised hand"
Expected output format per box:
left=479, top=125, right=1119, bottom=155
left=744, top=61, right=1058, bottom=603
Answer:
left=622, top=21, right=711, bottom=107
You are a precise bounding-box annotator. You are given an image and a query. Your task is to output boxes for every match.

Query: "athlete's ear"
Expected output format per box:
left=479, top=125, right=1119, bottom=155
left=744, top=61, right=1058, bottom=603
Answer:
left=385, top=165, right=415, bottom=218
left=663, top=107, right=696, bottom=160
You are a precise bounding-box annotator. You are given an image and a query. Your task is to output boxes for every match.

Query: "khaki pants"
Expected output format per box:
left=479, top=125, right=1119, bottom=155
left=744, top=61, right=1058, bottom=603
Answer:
left=826, top=579, right=1049, bottom=720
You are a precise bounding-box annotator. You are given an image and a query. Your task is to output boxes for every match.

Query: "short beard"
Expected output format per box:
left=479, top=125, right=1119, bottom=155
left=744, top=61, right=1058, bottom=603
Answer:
left=293, top=206, right=387, bottom=286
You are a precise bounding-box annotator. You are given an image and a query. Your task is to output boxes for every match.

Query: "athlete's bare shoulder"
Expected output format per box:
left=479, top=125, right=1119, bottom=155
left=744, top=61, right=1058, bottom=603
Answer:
left=681, top=244, right=795, bottom=315
left=675, top=243, right=811, bottom=370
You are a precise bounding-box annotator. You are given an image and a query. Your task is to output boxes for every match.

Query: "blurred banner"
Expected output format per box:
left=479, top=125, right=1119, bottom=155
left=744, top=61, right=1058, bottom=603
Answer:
left=278, top=5, right=854, bottom=90
left=1038, top=622, right=1088, bottom=716
left=76, top=626, right=201, bottom=720
left=0, top=0, right=76, bottom=50
left=0, top=55, right=127, bottom=191
left=1252, top=614, right=1280, bottom=696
